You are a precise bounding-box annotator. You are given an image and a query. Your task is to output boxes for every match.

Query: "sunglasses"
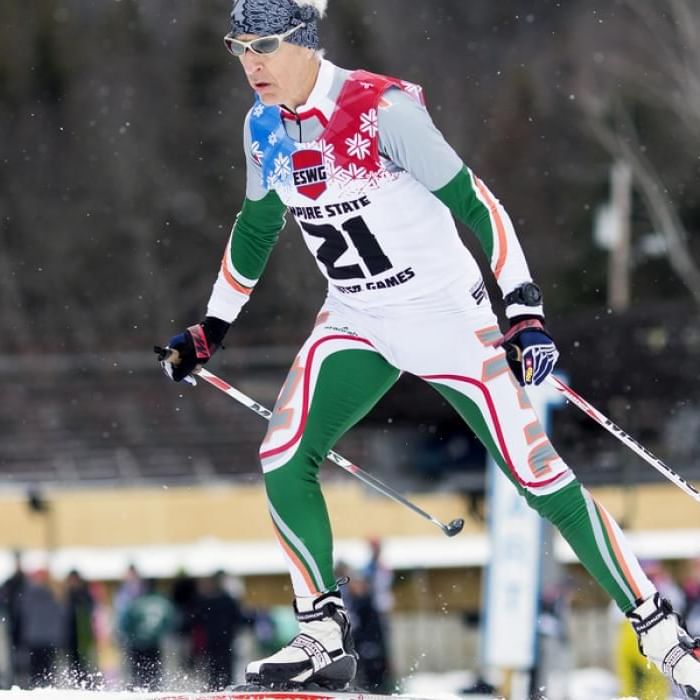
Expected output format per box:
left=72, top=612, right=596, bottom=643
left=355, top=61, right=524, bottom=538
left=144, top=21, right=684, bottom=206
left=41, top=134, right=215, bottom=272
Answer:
left=223, top=23, right=305, bottom=57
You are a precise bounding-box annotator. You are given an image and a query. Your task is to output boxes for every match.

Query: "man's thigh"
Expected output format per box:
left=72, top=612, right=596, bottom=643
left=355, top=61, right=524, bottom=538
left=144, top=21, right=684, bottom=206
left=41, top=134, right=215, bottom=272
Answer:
left=260, top=308, right=400, bottom=474
left=393, top=311, right=572, bottom=493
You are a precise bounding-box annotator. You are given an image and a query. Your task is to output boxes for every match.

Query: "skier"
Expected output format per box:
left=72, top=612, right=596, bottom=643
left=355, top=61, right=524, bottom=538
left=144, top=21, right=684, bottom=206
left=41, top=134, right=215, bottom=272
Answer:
left=156, top=0, right=700, bottom=695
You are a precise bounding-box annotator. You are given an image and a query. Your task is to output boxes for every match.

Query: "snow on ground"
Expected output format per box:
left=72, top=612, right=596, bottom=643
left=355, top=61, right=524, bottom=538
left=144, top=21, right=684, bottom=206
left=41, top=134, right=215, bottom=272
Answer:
left=0, top=690, right=646, bottom=700
left=1, top=694, right=411, bottom=700
left=0, top=691, right=446, bottom=700
left=0, top=692, right=164, bottom=699
left=0, top=669, right=652, bottom=700
left=0, top=691, right=648, bottom=700
left=0, top=692, right=478, bottom=700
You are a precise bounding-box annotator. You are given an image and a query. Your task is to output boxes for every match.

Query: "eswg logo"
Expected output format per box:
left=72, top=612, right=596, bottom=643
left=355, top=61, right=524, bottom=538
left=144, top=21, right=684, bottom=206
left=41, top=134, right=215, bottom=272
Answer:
left=292, top=150, right=327, bottom=200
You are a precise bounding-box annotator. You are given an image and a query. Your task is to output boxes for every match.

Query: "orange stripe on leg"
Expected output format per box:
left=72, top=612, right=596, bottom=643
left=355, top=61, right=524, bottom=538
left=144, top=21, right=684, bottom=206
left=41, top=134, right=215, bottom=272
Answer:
left=261, top=356, right=305, bottom=448
left=272, top=523, right=320, bottom=596
left=596, top=502, right=643, bottom=601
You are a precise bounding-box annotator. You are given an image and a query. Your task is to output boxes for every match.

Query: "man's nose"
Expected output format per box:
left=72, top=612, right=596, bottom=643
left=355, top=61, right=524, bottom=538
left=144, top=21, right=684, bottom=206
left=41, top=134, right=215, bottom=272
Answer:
left=240, top=51, right=264, bottom=74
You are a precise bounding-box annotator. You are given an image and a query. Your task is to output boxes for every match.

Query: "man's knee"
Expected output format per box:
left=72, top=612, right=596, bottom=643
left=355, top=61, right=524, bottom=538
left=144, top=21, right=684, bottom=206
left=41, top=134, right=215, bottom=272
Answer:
left=259, top=440, right=321, bottom=482
left=523, top=479, right=585, bottom=524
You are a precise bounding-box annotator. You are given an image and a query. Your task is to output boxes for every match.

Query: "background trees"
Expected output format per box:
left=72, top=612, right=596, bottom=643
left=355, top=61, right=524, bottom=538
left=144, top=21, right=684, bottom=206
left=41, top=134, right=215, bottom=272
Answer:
left=2, top=0, right=698, bottom=352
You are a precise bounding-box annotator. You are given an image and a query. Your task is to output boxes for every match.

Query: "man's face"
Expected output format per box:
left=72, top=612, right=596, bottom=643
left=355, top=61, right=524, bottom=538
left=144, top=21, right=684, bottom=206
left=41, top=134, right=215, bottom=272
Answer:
left=237, top=37, right=311, bottom=105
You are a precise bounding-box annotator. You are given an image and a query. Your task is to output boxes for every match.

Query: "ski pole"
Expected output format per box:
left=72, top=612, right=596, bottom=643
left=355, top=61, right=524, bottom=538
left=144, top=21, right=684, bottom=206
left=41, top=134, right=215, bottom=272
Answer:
left=193, top=366, right=465, bottom=537
left=546, top=375, right=700, bottom=504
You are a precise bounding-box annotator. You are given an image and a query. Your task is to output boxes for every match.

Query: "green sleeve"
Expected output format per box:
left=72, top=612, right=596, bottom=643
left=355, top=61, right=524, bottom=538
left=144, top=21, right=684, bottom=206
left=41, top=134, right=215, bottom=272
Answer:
left=229, top=190, right=287, bottom=281
left=432, top=166, right=495, bottom=261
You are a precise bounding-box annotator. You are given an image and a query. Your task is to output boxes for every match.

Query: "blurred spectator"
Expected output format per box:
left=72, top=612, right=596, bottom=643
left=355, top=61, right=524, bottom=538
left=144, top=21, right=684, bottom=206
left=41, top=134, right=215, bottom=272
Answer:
left=64, top=569, right=96, bottom=686
left=113, top=564, right=144, bottom=631
left=0, top=551, right=27, bottom=687
left=119, top=579, right=175, bottom=691
left=363, top=538, right=394, bottom=616
left=347, top=574, right=391, bottom=692
left=641, top=559, right=685, bottom=611
left=19, top=569, right=65, bottom=688
left=193, top=571, right=250, bottom=690
left=538, top=580, right=572, bottom=642
left=535, top=579, right=574, bottom=700
left=361, top=539, right=394, bottom=690
left=681, top=557, right=700, bottom=637
left=90, top=581, right=120, bottom=686
left=170, top=569, right=199, bottom=673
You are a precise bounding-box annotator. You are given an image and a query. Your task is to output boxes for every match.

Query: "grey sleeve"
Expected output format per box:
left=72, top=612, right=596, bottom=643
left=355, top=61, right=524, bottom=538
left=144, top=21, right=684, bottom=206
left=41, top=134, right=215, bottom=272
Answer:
left=244, top=110, right=269, bottom=202
left=377, top=87, right=463, bottom=192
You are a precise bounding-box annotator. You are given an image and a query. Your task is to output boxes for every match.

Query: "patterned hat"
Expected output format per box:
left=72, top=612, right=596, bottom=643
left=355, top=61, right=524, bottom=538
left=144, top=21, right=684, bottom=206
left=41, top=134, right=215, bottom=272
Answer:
left=230, top=0, right=327, bottom=50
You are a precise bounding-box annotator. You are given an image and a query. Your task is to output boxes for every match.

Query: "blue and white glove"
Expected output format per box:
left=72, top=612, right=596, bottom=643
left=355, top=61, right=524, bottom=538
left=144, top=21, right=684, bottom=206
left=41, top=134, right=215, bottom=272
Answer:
left=154, top=317, right=230, bottom=384
left=500, top=317, right=559, bottom=386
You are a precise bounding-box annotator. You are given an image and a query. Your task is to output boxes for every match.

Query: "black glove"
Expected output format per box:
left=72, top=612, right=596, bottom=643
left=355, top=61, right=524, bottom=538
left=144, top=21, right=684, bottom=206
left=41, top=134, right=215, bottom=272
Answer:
left=154, top=316, right=230, bottom=383
left=500, top=316, right=559, bottom=386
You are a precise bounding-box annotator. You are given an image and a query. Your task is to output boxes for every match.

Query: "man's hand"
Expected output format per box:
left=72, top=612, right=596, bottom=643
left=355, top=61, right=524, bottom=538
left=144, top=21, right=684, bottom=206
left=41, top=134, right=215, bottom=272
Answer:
left=154, top=317, right=230, bottom=383
left=499, top=317, right=559, bottom=386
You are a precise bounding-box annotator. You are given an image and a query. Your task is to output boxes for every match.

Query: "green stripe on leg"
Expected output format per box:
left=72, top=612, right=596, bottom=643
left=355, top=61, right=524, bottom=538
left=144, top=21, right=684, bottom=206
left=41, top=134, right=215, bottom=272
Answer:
left=429, top=381, right=636, bottom=611
left=269, top=501, right=326, bottom=593
left=530, top=483, right=637, bottom=612
left=265, top=348, right=399, bottom=593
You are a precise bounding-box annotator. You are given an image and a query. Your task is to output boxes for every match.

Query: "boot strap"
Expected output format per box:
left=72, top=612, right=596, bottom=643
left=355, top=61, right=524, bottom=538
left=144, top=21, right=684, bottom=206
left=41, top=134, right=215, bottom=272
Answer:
left=296, top=605, right=335, bottom=623
left=631, top=606, right=667, bottom=634
left=663, top=645, right=690, bottom=675
left=629, top=597, right=673, bottom=635
left=291, top=633, right=333, bottom=671
left=295, top=591, right=342, bottom=622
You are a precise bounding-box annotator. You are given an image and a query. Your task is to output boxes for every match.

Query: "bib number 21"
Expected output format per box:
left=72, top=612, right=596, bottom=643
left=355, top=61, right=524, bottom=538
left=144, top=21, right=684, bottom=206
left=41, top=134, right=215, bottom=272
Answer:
left=300, top=215, right=393, bottom=280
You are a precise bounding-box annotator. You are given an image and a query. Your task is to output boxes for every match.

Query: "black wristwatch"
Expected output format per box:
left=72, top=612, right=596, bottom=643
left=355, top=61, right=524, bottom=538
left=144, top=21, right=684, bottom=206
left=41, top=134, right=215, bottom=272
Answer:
left=504, top=282, right=543, bottom=307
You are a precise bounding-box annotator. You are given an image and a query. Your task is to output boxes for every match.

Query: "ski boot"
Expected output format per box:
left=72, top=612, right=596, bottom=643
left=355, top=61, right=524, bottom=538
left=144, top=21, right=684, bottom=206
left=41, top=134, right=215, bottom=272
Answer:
left=245, top=590, right=358, bottom=689
left=628, top=593, right=700, bottom=698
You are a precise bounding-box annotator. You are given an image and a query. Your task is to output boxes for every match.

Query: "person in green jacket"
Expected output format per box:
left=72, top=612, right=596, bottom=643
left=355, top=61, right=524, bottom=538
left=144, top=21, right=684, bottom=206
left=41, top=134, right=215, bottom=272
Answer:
left=119, top=579, right=175, bottom=691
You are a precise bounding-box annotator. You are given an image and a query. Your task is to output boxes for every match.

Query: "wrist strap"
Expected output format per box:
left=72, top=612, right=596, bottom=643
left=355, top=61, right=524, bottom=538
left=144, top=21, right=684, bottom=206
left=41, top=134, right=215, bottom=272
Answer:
left=188, top=324, right=213, bottom=362
left=502, top=318, right=545, bottom=344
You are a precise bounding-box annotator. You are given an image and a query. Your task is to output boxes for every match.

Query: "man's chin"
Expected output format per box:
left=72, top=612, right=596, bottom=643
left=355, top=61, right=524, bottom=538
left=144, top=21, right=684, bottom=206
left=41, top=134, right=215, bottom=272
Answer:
left=256, top=88, right=281, bottom=106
